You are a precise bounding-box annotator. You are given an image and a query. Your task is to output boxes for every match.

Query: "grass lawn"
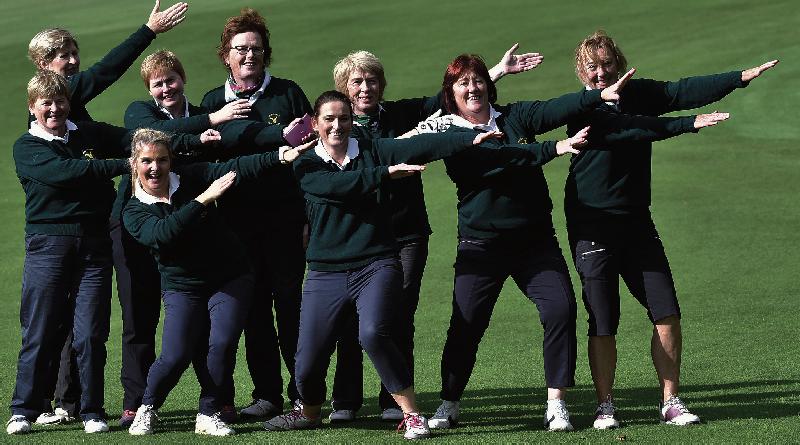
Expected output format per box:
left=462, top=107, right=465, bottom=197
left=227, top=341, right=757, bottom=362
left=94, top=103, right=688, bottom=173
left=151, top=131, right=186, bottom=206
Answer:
left=0, top=0, right=798, bottom=442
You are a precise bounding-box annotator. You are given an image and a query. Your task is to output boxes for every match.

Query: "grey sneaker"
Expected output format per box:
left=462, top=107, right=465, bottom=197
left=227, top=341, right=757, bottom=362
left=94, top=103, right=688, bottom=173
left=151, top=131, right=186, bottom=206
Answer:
left=240, top=399, right=281, bottom=419
left=544, top=399, right=573, bottom=432
left=593, top=399, right=620, bottom=429
left=381, top=407, right=404, bottom=422
left=398, top=413, right=430, bottom=440
left=428, top=400, right=459, bottom=429
left=195, top=412, right=235, bottom=436
left=264, top=409, right=322, bottom=431
left=660, top=396, right=700, bottom=426
left=328, top=409, right=356, bottom=423
left=128, top=405, right=158, bottom=435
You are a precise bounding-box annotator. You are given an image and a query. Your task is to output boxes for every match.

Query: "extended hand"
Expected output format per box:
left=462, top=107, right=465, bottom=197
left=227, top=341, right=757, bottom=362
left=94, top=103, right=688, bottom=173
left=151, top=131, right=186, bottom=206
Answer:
left=601, top=68, right=636, bottom=102
left=281, top=138, right=318, bottom=163
left=742, top=60, right=779, bottom=82
left=146, top=0, right=188, bottom=34
left=499, top=43, right=543, bottom=76
left=388, top=163, right=425, bottom=179
left=556, top=125, right=590, bottom=155
left=210, top=99, right=251, bottom=125
left=694, top=112, right=729, bottom=129
left=196, top=171, right=236, bottom=205
left=473, top=130, right=504, bottom=145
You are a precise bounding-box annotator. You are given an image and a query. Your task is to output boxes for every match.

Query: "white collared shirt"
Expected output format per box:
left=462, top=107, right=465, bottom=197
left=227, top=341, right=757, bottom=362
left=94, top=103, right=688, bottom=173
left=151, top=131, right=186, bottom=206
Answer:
left=314, top=138, right=360, bottom=170
left=134, top=171, right=181, bottom=205
left=156, top=94, right=190, bottom=119
left=447, top=106, right=503, bottom=131
left=29, top=119, right=78, bottom=142
left=224, top=70, right=272, bottom=104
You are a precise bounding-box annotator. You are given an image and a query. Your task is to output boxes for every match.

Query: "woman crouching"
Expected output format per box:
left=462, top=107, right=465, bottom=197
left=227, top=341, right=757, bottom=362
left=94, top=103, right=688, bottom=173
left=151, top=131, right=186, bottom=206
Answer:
left=123, top=128, right=312, bottom=436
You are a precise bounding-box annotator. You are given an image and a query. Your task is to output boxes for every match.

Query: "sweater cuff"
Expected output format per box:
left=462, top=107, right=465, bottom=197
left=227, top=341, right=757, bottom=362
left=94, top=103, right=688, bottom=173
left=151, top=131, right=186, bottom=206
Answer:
left=138, top=24, right=157, bottom=40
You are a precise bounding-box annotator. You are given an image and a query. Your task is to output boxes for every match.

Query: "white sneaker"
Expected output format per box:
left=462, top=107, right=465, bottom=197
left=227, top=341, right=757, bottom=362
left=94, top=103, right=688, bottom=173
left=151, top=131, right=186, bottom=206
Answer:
left=593, top=399, right=620, bottom=429
left=428, top=400, right=459, bottom=429
left=263, top=409, right=322, bottom=431
left=399, top=413, right=430, bottom=440
left=83, top=418, right=109, bottom=433
left=328, top=409, right=356, bottom=423
left=544, top=399, right=573, bottom=432
left=6, top=415, right=31, bottom=435
left=128, top=405, right=158, bottom=435
left=54, top=407, right=75, bottom=423
left=35, top=411, right=64, bottom=426
left=660, top=396, right=700, bottom=426
left=381, top=407, right=404, bottom=422
left=195, top=412, right=235, bottom=436
left=240, top=398, right=281, bottom=418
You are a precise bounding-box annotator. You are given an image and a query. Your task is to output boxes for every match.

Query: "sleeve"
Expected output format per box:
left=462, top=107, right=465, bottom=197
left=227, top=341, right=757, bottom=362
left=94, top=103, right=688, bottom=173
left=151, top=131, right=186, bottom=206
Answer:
left=372, top=131, right=476, bottom=165
left=215, top=120, right=286, bottom=154
left=68, top=25, right=157, bottom=106
left=124, top=100, right=212, bottom=132
left=123, top=198, right=206, bottom=249
left=516, top=89, right=603, bottom=134
left=287, top=80, right=313, bottom=117
left=179, top=151, right=281, bottom=184
left=13, top=140, right=129, bottom=187
left=625, top=71, right=744, bottom=115
left=571, top=109, right=698, bottom=145
left=387, top=92, right=444, bottom=122
left=293, top=153, right=389, bottom=202
left=444, top=140, right=559, bottom=181
left=82, top=121, right=134, bottom=158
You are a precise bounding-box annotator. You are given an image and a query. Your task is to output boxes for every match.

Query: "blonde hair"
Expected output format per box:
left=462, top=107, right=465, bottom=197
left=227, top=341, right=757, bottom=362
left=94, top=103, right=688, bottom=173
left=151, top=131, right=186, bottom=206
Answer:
left=129, top=128, right=173, bottom=191
left=140, top=50, right=187, bottom=88
left=27, top=70, right=70, bottom=107
left=332, top=50, right=387, bottom=100
left=574, top=30, right=628, bottom=85
left=28, top=28, right=78, bottom=68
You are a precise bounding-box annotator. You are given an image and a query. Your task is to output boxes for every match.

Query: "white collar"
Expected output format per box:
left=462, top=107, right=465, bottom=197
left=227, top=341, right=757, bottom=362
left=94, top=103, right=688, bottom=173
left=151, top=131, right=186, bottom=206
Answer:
left=448, top=106, right=502, bottom=131
left=28, top=119, right=78, bottom=142
left=224, top=70, right=272, bottom=104
left=156, top=94, right=190, bottom=119
left=314, top=138, right=360, bottom=170
left=134, top=171, right=181, bottom=205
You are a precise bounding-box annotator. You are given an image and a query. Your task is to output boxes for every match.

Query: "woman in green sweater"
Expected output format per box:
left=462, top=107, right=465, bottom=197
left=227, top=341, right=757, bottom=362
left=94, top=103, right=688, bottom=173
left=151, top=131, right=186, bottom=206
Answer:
left=566, top=30, right=777, bottom=430
left=122, top=129, right=312, bottom=437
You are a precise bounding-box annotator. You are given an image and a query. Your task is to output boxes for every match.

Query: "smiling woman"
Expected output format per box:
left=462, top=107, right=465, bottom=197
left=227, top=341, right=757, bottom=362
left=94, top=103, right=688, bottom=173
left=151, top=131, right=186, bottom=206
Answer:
left=201, top=8, right=313, bottom=420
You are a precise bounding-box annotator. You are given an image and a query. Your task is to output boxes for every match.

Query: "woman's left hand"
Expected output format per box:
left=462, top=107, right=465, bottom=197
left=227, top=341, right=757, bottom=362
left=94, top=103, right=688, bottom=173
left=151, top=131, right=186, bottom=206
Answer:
left=388, top=164, right=425, bottom=179
left=555, top=126, right=590, bottom=155
left=200, top=129, right=221, bottom=144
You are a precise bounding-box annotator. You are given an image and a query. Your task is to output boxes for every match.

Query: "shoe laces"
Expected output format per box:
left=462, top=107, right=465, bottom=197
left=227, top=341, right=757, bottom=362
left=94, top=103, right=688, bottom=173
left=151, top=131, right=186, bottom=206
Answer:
left=396, top=413, right=421, bottom=432
left=134, top=407, right=157, bottom=429
left=596, top=399, right=616, bottom=417
left=209, top=413, right=229, bottom=428
left=663, top=395, right=690, bottom=414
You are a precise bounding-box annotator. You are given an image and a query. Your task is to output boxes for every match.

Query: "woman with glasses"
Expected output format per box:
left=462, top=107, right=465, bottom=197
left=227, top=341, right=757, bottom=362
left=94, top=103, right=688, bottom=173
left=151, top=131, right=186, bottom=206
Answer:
left=201, top=7, right=312, bottom=420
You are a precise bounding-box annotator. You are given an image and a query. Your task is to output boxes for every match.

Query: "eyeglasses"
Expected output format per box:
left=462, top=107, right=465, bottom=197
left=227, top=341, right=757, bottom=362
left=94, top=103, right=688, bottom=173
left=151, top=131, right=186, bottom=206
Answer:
left=230, top=45, right=265, bottom=56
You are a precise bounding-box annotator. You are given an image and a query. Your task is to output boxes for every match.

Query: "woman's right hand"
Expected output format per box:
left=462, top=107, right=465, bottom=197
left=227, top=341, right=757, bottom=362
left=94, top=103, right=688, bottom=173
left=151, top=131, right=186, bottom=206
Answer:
left=473, top=130, right=504, bottom=145
left=600, top=68, right=636, bottom=102
left=209, top=99, right=251, bottom=125
left=555, top=125, right=590, bottom=155
left=195, top=171, right=236, bottom=205
left=281, top=138, right=319, bottom=163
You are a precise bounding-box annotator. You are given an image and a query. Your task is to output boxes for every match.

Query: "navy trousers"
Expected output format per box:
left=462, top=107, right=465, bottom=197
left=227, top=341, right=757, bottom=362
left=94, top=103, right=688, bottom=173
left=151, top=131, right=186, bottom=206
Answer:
left=440, top=234, right=577, bottom=401
left=11, top=234, right=112, bottom=421
left=295, top=258, right=411, bottom=406
left=240, top=224, right=304, bottom=406
left=141, top=274, right=252, bottom=415
left=331, top=239, right=428, bottom=411
left=109, top=217, right=163, bottom=411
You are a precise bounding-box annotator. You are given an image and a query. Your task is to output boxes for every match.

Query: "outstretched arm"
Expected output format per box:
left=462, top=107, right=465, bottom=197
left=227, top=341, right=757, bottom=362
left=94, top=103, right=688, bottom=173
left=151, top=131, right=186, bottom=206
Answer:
left=489, top=43, right=544, bottom=82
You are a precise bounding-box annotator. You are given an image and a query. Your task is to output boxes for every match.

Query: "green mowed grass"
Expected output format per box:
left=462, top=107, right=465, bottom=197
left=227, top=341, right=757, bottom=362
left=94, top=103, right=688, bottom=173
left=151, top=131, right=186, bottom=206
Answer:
left=1, top=0, right=798, bottom=442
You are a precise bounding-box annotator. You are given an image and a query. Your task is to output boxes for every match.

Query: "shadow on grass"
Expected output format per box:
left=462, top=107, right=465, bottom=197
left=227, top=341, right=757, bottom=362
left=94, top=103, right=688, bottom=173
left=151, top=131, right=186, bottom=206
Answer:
left=145, top=379, right=798, bottom=434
